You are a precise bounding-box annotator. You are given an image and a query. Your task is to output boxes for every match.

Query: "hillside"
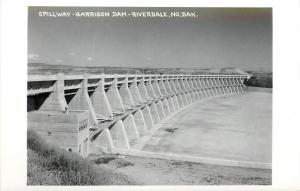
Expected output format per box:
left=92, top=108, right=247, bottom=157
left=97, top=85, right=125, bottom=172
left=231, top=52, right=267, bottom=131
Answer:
left=28, top=63, right=273, bottom=88
left=28, top=62, right=250, bottom=75
left=27, top=129, right=136, bottom=185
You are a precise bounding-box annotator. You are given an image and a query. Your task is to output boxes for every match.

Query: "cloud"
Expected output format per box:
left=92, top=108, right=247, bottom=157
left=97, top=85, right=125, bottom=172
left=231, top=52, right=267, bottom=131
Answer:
left=68, top=52, right=75, bottom=56
left=55, top=59, right=63, bottom=63
left=28, top=53, right=40, bottom=60
left=87, top=57, right=94, bottom=61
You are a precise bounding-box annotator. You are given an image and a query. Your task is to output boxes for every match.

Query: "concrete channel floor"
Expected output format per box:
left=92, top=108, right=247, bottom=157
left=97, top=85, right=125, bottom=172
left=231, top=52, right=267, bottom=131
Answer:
left=141, top=92, right=272, bottom=164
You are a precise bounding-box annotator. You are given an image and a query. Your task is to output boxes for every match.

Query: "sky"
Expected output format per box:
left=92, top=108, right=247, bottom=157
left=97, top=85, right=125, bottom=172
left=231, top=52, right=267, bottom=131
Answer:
left=28, top=7, right=272, bottom=71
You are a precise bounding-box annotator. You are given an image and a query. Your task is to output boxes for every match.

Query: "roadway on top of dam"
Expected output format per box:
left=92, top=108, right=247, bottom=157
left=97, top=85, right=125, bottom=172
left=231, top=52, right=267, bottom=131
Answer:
left=131, top=91, right=272, bottom=166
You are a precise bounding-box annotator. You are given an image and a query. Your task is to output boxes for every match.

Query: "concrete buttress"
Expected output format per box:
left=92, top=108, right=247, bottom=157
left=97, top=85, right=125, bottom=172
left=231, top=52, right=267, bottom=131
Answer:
left=68, top=74, right=97, bottom=126
left=39, top=73, right=68, bottom=111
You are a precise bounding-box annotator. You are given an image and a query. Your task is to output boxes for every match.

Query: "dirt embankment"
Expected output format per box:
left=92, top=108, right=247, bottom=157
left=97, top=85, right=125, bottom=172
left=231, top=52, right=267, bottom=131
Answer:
left=90, top=154, right=272, bottom=185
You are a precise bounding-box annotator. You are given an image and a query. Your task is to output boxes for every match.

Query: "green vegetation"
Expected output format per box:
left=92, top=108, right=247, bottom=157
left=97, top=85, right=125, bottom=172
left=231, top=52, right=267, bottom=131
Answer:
left=244, top=71, right=272, bottom=88
left=27, top=129, right=135, bottom=185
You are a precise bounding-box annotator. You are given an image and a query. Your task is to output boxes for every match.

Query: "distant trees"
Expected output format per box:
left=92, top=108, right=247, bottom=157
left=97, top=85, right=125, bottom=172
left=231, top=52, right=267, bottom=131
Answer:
left=244, top=72, right=272, bottom=88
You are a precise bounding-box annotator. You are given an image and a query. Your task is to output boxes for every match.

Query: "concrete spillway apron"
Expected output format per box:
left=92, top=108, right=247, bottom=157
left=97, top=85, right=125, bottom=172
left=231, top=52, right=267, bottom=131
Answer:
left=109, top=95, right=271, bottom=170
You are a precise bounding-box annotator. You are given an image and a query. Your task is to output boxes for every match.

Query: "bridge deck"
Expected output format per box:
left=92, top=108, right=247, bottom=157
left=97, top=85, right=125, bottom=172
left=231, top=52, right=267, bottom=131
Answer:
left=139, top=92, right=272, bottom=164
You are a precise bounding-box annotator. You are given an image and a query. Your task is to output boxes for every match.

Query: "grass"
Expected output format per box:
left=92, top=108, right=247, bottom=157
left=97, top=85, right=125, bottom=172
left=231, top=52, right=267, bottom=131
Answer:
left=27, top=129, right=136, bottom=185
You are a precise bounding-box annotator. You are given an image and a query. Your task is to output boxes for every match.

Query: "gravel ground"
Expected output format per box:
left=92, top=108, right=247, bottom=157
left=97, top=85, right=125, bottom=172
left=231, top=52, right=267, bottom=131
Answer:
left=89, top=153, right=271, bottom=185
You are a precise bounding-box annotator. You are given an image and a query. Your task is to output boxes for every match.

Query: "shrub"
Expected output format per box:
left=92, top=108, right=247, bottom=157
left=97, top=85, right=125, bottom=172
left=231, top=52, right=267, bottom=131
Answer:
left=244, top=72, right=272, bottom=88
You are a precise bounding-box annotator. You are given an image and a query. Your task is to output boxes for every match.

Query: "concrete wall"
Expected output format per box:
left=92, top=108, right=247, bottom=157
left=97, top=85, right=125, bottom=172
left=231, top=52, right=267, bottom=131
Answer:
left=27, top=73, right=247, bottom=157
left=27, top=110, right=90, bottom=157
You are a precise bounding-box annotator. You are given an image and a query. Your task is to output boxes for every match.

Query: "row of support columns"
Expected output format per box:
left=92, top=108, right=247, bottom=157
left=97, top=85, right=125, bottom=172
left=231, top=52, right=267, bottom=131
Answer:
left=28, top=73, right=247, bottom=156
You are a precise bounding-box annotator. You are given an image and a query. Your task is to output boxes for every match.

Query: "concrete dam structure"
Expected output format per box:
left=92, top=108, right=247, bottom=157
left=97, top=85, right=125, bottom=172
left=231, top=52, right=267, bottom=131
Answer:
left=27, top=73, right=256, bottom=167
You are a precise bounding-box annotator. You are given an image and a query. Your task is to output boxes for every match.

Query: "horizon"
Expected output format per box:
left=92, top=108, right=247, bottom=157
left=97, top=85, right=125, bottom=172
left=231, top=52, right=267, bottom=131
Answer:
left=28, top=62, right=271, bottom=73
